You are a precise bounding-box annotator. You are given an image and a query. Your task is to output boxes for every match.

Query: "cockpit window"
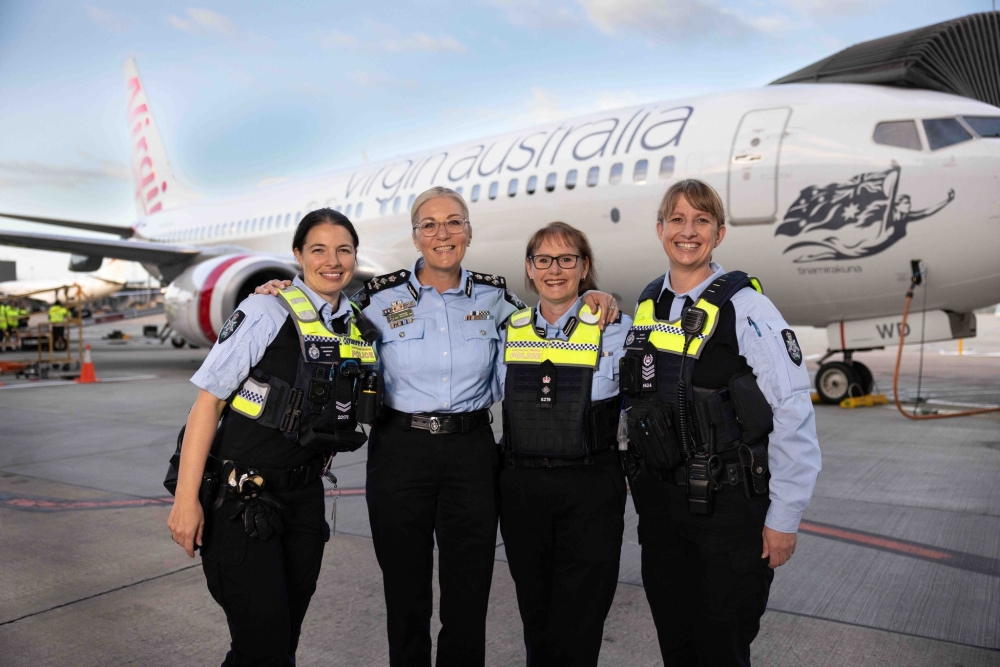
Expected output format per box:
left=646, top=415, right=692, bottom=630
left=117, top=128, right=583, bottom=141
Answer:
left=873, top=121, right=921, bottom=150
left=963, top=116, right=1000, bottom=138
left=922, top=118, right=972, bottom=151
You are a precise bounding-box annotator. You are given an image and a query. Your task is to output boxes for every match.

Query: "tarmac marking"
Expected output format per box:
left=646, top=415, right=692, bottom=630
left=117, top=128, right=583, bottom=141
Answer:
left=799, top=519, right=1000, bottom=577
left=0, top=487, right=365, bottom=512
left=0, top=374, right=157, bottom=389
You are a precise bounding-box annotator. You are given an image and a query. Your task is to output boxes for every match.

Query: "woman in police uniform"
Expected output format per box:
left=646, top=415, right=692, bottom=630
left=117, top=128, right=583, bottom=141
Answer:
left=496, top=222, right=631, bottom=667
left=167, top=209, right=378, bottom=667
left=256, top=188, right=617, bottom=666
left=621, top=180, right=821, bottom=666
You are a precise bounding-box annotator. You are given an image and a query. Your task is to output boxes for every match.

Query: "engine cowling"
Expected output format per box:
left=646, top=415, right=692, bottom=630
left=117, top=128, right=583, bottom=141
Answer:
left=164, top=254, right=296, bottom=347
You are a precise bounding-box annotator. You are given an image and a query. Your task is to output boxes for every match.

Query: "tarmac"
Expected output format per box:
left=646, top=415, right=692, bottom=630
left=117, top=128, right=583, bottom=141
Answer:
left=1, top=313, right=999, bottom=666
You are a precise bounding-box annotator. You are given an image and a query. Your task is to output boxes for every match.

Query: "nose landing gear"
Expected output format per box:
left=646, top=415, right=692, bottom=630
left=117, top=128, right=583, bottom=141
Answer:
left=814, top=351, right=875, bottom=405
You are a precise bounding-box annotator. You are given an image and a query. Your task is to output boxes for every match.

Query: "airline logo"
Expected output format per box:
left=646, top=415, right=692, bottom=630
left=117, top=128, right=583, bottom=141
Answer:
left=125, top=74, right=165, bottom=215
left=776, top=166, right=955, bottom=262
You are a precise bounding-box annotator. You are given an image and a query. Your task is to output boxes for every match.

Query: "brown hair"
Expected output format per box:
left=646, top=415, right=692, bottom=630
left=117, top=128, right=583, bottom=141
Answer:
left=657, top=179, right=725, bottom=227
left=523, top=221, right=598, bottom=295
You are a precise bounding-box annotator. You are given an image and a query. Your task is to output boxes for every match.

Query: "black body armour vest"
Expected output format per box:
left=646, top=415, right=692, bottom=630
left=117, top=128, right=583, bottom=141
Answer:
left=217, top=318, right=320, bottom=470
left=505, top=363, right=595, bottom=459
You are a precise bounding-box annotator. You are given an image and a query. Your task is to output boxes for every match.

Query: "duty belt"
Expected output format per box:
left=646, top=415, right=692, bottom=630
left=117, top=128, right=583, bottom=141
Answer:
left=381, top=407, right=490, bottom=435
left=205, top=454, right=326, bottom=493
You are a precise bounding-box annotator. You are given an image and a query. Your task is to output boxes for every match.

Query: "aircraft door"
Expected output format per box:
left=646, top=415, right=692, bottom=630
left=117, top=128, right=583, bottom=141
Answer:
left=727, top=107, right=791, bottom=224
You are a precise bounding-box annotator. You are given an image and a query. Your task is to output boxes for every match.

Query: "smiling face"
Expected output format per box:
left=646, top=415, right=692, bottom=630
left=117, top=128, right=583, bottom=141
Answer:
left=656, top=194, right=726, bottom=272
left=412, top=196, right=470, bottom=274
left=526, top=235, right=589, bottom=311
left=292, top=222, right=357, bottom=304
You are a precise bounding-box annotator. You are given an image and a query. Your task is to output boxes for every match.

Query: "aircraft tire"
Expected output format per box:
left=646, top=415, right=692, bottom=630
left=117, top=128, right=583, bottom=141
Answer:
left=815, top=361, right=863, bottom=404
left=170, top=336, right=186, bottom=349
left=852, top=361, right=875, bottom=395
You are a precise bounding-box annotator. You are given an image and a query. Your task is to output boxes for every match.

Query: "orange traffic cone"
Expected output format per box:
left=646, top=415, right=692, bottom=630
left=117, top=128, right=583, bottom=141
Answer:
left=77, top=344, right=98, bottom=383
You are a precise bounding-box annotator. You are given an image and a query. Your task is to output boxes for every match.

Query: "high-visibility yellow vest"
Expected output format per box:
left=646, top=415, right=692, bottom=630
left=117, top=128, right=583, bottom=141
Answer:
left=503, top=305, right=601, bottom=368
left=0, top=305, right=9, bottom=329
left=629, top=275, right=762, bottom=359
left=48, top=304, right=68, bottom=324
left=230, top=286, right=378, bottom=419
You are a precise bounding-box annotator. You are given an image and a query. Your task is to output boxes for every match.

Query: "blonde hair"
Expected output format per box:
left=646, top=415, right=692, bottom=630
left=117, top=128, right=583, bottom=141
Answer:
left=657, top=179, right=725, bottom=227
left=523, top=221, right=598, bottom=295
left=410, top=186, right=470, bottom=230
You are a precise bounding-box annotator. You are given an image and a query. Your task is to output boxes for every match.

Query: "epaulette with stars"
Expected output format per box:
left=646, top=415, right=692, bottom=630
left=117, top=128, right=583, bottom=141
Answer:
left=350, top=269, right=413, bottom=311
left=466, top=271, right=526, bottom=309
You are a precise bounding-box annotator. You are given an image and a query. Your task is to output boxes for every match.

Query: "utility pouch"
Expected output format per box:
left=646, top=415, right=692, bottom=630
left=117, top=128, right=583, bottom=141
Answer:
left=624, top=399, right=681, bottom=474
left=619, top=356, right=643, bottom=396
left=739, top=442, right=770, bottom=500
left=729, top=370, right=773, bottom=444
left=163, top=425, right=222, bottom=543
left=299, top=424, right=368, bottom=454
left=687, top=455, right=714, bottom=515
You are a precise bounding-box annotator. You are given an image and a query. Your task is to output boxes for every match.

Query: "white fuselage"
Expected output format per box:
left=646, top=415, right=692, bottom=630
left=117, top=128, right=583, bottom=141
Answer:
left=133, top=84, right=1000, bottom=331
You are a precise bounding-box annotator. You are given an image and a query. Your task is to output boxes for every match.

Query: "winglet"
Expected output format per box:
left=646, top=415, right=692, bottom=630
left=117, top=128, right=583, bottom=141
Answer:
left=123, top=58, right=197, bottom=217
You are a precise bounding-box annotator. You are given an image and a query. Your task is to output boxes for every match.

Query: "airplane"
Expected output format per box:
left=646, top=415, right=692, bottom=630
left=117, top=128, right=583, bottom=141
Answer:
left=1, top=14, right=998, bottom=405
left=0, top=258, right=128, bottom=305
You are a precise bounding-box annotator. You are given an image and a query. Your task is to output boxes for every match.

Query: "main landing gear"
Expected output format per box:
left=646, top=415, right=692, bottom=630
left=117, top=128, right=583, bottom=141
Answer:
left=814, top=350, right=874, bottom=405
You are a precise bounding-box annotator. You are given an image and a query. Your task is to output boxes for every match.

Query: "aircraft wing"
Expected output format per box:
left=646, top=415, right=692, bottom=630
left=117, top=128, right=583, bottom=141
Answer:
left=0, top=212, right=134, bottom=238
left=0, top=229, right=199, bottom=268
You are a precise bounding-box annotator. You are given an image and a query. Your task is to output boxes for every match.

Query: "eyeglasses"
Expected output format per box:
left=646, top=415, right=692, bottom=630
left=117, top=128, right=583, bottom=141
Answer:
left=413, top=218, right=468, bottom=237
left=529, top=254, right=581, bottom=269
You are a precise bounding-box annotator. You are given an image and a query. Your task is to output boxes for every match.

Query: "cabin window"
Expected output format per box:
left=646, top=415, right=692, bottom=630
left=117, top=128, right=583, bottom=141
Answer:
left=659, top=156, right=675, bottom=179
left=545, top=172, right=557, bottom=192
left=285, top=213, right=292, bottom=227
left=355, top=203, right=363, bottom=218
left=923, top=118, right=972, bottom=151
left=565, top=170, right=578, bottom=190
left=873, top=121, right=921, bottom=150
left=470, top=184, right=481, bottom=202
left=380, top=200, right=389, bottom=215
left=609, top=163, right=623, bottom=185
left=587, top=166, right=599, bottom=187
left=345, top=204, right=353, bottom=217
left=508, top=178, right=518, bottom=197
left=963, top=116, right=1000, bottom=138
left=489, top=181, right=498, bottom=200
left=267, top=215, right=274, bottom=229
left=407, top=194, right=416, bottom=210
left=455, top=187, right=463, bottom=197
left=295, top=211, right=302, bottom=222
left=633, top=159, right=648, bottom=183
left=526, top=175, right=538, bottom=194
left=393, top=197, right=402, bottom=213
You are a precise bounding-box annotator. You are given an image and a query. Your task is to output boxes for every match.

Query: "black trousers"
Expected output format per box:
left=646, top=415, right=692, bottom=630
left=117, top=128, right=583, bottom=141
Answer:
left=202, top=479, right=329, bottom=667
left=366, top=420, right=500, bottom=667
left=499, top=461, right=626, bottom=667
left=631, top=471, right=773, bottom=667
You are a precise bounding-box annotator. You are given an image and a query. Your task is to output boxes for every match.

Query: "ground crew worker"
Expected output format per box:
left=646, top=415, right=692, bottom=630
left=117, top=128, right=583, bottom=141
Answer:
left=167, top=209, right=379, bottom=667
left=621, top=180, right=821, bottom=666
left=496, top=222, right=631, bottom=667
left=0, top=301, right=10, bottom=351
left=256, top=187, right=617, bottom=667
left=48, top=300, right=68, bottom=349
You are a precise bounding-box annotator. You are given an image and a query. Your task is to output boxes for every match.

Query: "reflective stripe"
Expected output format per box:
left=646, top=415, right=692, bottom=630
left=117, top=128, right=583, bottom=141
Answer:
left=231, top=376, right=270, bottom=418
left=504, top=306, right=601, bottom=367
left=276, top=286, right=377, bottom=365
left=630, top=297, right=721, bottom=358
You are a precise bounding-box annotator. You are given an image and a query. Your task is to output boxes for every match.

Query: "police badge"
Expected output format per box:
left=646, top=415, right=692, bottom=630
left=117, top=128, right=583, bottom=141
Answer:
left=308, top=343, right=321, bottom=360
left=782, top=329, right=802, bottom=366
left=218, top=310, right=246, bottom=343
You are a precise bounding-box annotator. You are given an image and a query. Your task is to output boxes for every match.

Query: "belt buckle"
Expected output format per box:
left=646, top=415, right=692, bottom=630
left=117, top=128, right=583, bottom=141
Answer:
left=428, top=416, right=442, bottom=434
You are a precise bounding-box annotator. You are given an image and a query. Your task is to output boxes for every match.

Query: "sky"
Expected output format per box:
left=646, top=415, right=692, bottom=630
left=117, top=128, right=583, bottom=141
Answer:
left=0, top=0, right=991, bottom=282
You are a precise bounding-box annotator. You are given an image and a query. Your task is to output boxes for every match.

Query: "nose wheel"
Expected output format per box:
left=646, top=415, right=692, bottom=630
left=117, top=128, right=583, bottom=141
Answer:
left=815, top=360, right=874, bottom=404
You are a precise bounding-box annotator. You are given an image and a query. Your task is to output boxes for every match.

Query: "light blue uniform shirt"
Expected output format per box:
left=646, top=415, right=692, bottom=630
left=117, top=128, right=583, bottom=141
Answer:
left=495, top=298, right=632, bottom=402
left=356, top=258, right=523, bottom=414
left=191, top=275, right=354, bottom=400
left=654, top=263, right=822, bottom=534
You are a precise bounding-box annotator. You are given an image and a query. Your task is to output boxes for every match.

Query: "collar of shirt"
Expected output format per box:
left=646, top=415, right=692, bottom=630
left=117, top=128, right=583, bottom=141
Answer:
left=658, top=262, right=726, bottom=303
left=292, top=275, right=352, bottom=329
left=531, top=298, right=583, bottom=340
left=408, top=258, right=472, bottom=299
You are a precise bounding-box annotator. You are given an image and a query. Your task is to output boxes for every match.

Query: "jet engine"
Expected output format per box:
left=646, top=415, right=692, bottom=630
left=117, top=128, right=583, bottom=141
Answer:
left=164, top=254, right=296, bottom=347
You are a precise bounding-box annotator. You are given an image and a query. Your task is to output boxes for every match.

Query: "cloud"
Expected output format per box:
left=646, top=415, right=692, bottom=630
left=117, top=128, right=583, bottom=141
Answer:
left=478, top=0, right=580, bottom=29
left=780, top=0, right=891, bottom=18
left=166, top=7, right=273, bottom=50
left=346, top=70, right=419, bottom=89
left=576, top=0, right=757, bottom=41
left=319, top=21, right=467, bottom=54
left=0, top=159, right=129, bottom=189
left=85, top=6, right=136, bottom=34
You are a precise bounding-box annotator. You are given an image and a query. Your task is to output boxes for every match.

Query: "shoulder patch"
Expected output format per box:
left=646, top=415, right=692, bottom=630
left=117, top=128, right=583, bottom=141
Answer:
left=219, top=310, right=246, bottom=343
left=366, top=270, right=411, bottom=295
left=469, top=271, right=507, bottom=289
left=503, top=288, right=527, bottom=310
left=781, top=329, right=802, bottom=366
